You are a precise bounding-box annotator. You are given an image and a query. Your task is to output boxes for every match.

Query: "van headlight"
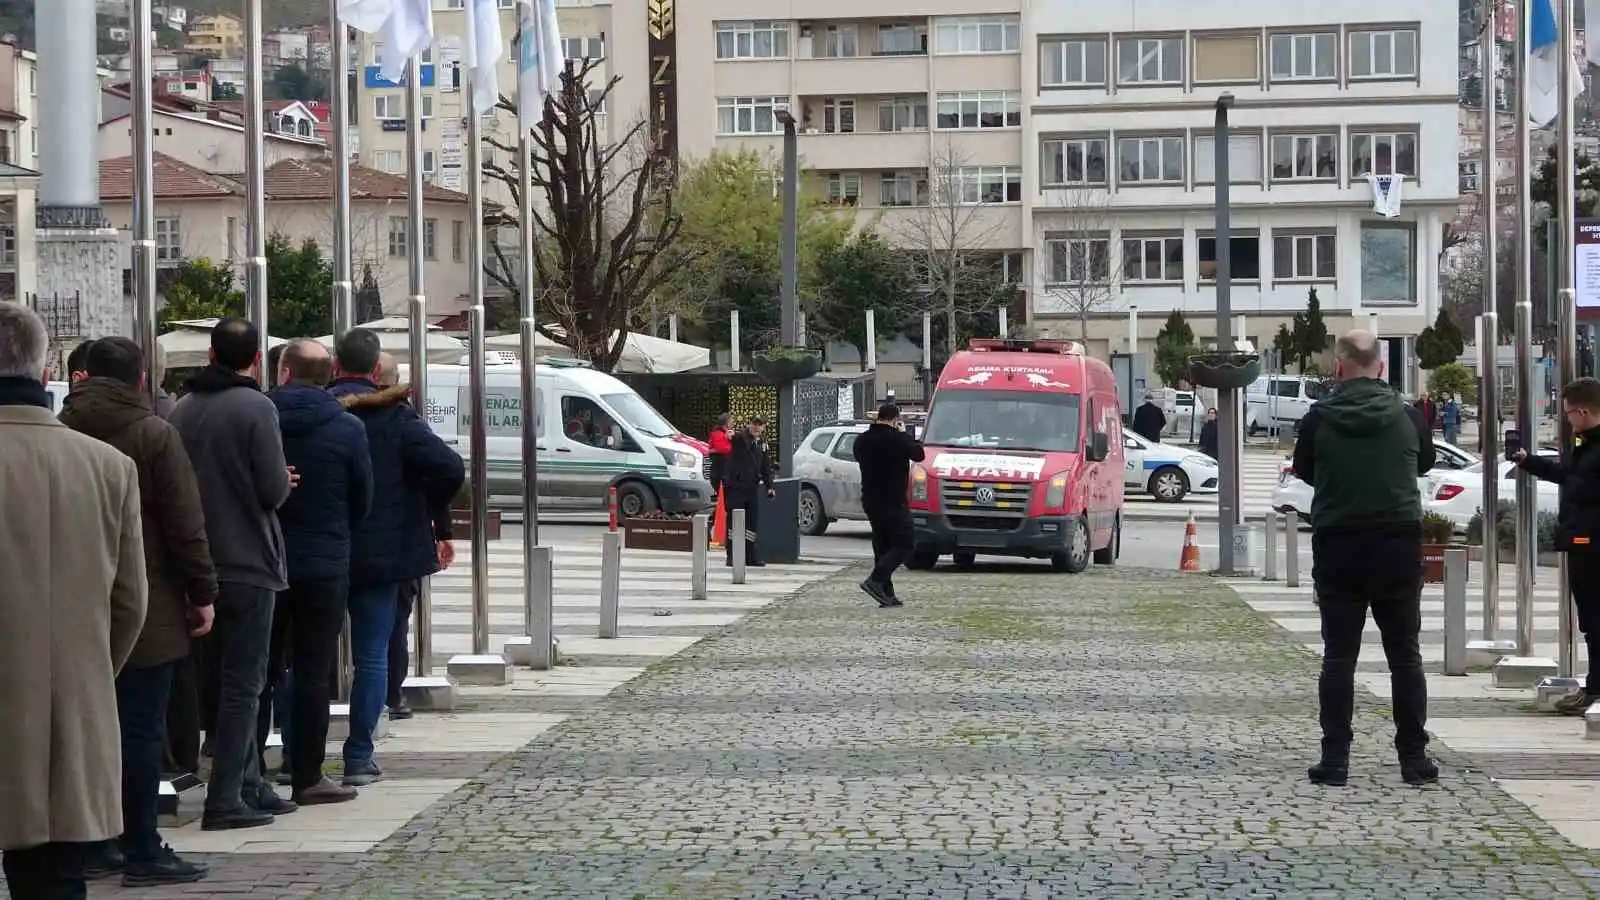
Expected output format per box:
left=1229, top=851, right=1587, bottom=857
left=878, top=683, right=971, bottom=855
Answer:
left=911, top=464, right=928, bottom=501
left=658, top=447, right=698, bottom=470
left=1045, top=473, right=1069, bottom=508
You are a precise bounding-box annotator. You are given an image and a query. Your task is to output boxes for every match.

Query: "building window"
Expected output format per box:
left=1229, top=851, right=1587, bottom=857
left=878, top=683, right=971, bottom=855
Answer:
left=1041, top=38, right=1108, bottom=87
left=716, top=96, right=789, bottom=135
left=562, top=36, right=603, bottom=60
left=452, top=220, right=465, bottom=262
left=1273, top=231, right=1336, bottom=281
left=934, top=91, right=1020, bottom=129
left=388, top=216, right=407, bottom=258
left=1269, top=32, right=1336, bottom=80
left=1459, top=160, right=1481, bottom=193
left=827, top=173, right=861, bottom=206
left=423, top=149, right=437, bottom=174
left=226, top=216, right=237, bottom=259
left=1117, top=135, right=1184, bottom=184
left=877, top=97, right=927, bottom=132
left=934, top=15, right=1020, bottom=54
left=879, top=172, right=928, bottom=206
left=155, top=218, right=181, bottom=261
left=423, top=218, right=437, bottom=260
left=1044, top=235, right=1111, bottom=284
left=371, top=150, right=402, bottom=173
left=374, top=94, right=403, bottom=119
left=1361, top=222, right=1414, bottom=304
left=0, top=225, right=14, bottom=266
left=1192, top=33, right=1260, bottom=83
left=1116, top=37, right=1183, bottom=85
left=821, top=24, right=858, bottom=58
left=1270, top=133, right=1338, bottom=181
left=1198, top=233, right=1262, bottom=281
left=1193, top=133, right=1262, bottom=183
left=877, top=23, right=927, bottom=56
left=1121, top=235, right=1184, bottom=283
left=1349, top=28, right=1417, bottom=79
left=714, top=21, right=789, bottom=60
left=1041, top=137, right=1109, bottom=186
left=823, top=99, right=855, bottom=134
left=953, top=166, right=1022, bottom=204
left=1350, top=131, right=1418, bottom=178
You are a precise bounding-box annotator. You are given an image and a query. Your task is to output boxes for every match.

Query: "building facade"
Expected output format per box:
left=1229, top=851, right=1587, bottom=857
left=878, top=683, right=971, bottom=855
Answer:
left=186, top=14, right=245, bottom=58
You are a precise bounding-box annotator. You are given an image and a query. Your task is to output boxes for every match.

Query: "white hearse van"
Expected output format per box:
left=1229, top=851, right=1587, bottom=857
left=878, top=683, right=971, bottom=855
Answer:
left=399, top=360, right=713, bottom=516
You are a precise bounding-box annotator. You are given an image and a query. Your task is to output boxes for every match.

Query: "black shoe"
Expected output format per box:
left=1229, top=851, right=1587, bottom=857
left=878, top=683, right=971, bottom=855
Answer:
left=1400, top=756, right=1440, bottom=785
left=388, top=702, right=414, bottom=721
left=1307, top=760, right=1349, bottom=787
left=122, top=846, right=208, bottom=887
left=748, top=560, right=766, bottom=567
left=859, top=579, right=897, bottom=608
left=200, top=807, right=275, bottom=831
left=83, top=843, right=125, bottom=880
left=249, top=788, right=298, bottom=815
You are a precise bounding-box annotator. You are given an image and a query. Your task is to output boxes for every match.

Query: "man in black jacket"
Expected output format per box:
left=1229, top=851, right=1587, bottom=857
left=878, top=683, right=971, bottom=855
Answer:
left=1517, top=376, right=1600, bottom=715
left=1292, top=330, right=1437, bottom=788
left=723, top=417, right=775, bottom=567
left=1131, top=394, right=1166, bottom=442
left=853, top=403, right=925, bottom=608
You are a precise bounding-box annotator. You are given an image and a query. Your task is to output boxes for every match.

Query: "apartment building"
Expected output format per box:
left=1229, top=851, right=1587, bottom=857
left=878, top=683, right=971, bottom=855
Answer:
left=186, top=13, right=245, bottom=58
left=1025, top=0, right=1458, bottom=390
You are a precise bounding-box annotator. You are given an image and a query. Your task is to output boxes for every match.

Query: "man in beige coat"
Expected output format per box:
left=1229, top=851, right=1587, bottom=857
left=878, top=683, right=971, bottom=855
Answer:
left=0, top=302, right=148, bottom=900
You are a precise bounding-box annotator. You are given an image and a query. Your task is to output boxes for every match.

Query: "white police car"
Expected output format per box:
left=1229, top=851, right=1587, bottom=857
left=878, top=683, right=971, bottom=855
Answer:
left=1123, top=431, right=1218, bottom=502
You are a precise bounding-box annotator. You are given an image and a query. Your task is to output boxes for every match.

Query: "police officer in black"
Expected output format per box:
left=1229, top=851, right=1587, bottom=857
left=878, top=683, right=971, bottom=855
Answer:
left=853, top=403, right=926, bottom=608
left=723, top=416, right=775, bottom=567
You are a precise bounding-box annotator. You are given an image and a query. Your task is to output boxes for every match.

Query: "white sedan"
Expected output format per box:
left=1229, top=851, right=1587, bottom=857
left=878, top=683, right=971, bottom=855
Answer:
left=1123, top=431, right=1218, bottom=502
left=1270, top=439, right=1479, bottom=523
left=1424, top=451, right=1560, bottom=530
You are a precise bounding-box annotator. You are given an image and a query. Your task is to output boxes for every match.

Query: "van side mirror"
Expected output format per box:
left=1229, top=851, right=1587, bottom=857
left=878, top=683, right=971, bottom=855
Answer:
left=1088, top=432, right=1109, bottom=461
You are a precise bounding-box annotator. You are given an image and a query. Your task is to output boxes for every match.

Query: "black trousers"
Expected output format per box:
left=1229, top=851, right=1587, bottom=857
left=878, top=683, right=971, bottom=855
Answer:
left=1, top=842, right=93, bottom=900
left=724, top=489, right=761, bottom=564
left=1312, top=527, right=1428, bottom=762
left=116, top=661, right=176, bottom=863
left=1568, top=552, right=1600, bottom=694
left=207, top=584, right=276, bottom=815
left=866, top=504, right=914, bottom=591
left=163, top=653, right=201, bottom=775
left=260, top=578, right=347, bottom=791
left=388, top=580, right=418, bottom=707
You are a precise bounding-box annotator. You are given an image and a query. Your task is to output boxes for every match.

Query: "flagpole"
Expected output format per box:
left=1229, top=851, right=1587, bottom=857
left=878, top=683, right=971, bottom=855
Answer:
left=518, top=87, right=540, bottom=554
left=1477, top=0, right=1503, bottom=643
left=405, top=52, right=435, bottom=682
left=1511, top=0, right=1537, bottom=658
left=465, top=20, right=492, bottom=664
left=245, top=0, right=268, bottom=368
left=130, top=0, right=156, bottom=404
left=1556, top=0, right=1580, bottom=676
left=329, top=3, right=353, bottom=338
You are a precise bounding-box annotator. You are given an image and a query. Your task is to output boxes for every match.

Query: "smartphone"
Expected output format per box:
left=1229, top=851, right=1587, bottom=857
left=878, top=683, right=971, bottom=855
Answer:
left=1504, top=428, right=1523, bottom=463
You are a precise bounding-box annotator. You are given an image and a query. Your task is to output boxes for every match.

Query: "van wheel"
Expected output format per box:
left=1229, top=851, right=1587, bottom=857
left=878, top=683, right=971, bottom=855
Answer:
left=798, top=486, right=829, bottom=536
left=615, top=480, right=657, bottom=518
left=1093, top=515, right=1120, bottom=566
left=1148, top=467, right=1190, bottom=502
left=907, top=549, right=940, bottom=570
left=952, top=551, right=976, bottom=569
left=1051, top=517, right=1091, bottom=573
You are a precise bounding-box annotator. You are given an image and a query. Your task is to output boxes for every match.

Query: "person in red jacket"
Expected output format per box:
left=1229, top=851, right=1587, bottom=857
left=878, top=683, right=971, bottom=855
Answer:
left=707, top=413, right=732, bottom=496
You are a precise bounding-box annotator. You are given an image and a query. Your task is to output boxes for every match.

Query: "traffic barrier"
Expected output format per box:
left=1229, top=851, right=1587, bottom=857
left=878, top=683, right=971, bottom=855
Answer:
left=710, top=487, right=727, bottom=549
left=691, top=513, right=709, bottom=600
left=1285, top=519, right=1300, bottom=588
left=608, top=485, right=619, bottom=531
left=1179, top=512, right=1202, bottom=573
left=1262, top=510, right=1279, bottom=582
left=1443, top=547, right=1467, bottom=676
left=731, top=507, right=747, bottom=584
left=599, top=530, right=620, bottom=638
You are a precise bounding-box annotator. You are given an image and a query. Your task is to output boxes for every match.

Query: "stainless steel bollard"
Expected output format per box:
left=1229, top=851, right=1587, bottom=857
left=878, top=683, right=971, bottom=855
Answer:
left=691, top=513, right=708, bottom=600
left=1444, top=547, right=1469, bottom=676
left=731, top=508, right=747, bottom=584
left=599, top=530, right=620, bottom=638
left=1284, top=518, right=1300, bottom=588
left=1263, top=510, right=1279, bottom=582
left=529, top=546, right=554, bottom=670
left=412, top=579, right=432, bottom=678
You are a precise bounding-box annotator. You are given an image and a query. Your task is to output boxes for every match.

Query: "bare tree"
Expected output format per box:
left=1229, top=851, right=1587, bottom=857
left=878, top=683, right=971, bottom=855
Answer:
left=891, top=139, right=1009, bottom=357
left=1036, top=186, right=1120, bottom=342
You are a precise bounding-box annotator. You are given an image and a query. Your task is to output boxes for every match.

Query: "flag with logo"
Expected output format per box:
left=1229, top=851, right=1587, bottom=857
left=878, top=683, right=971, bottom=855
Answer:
left=1527, top=0, right=1581, bottom=127
left=338, top=0, right=433, bottom=84
left=517, top=0, right=564, bottom=127
left=1367, top=174, right=1403, bottom=218
left=463, top=0, right=504, bottom=115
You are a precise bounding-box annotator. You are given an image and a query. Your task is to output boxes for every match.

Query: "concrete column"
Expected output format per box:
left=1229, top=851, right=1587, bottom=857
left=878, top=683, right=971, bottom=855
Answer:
left=14, top=182, right=36, bottom=299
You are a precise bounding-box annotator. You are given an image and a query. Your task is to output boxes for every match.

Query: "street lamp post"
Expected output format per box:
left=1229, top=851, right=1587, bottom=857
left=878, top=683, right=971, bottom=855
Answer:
left=775, top=108, right=799, bottom=477
left=1213, top=94, right=1241, bottom=575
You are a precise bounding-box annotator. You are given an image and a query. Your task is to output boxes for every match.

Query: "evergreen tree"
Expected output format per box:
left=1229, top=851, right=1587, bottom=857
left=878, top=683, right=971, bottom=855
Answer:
left=1152, top=310, right=1197, bottom=387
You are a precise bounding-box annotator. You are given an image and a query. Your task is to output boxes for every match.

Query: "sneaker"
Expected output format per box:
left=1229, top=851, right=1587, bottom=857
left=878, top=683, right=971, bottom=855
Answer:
left=1307, top=760, right=1349, bottom=787
left=293, top=776, right=359, bottom=805
left=122, top=846, right=208, bottom=887
left=248, top=788, right=298, bottom=816
left=200, top=807, right=275, bottom=831
left=83, top=843, right=125, bottom=880
left=342, top=759, right=384, bottom=787
left=858, top=579, right=898, bottom=608
left=1400, top=756, right=1440, bottom=786
left=388, top=702, right=414, bottom=721
left=1555, top=691, right=1597, bottom=716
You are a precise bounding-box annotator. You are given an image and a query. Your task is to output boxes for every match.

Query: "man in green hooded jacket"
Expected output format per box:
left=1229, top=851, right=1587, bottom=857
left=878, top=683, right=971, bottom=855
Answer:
left=1291, top=330, right=1436, bottom=788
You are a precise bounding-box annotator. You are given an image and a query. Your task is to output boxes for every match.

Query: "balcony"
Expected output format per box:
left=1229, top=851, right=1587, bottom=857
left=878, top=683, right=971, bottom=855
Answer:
left=795, top=95, right=931, bottom=171
left=792, top=19, right=930, bottom=97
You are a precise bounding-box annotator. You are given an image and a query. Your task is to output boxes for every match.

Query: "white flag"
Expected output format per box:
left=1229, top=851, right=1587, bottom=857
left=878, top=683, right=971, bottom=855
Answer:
left=517, top=0, right=563, bottom=127
left=464, top=0, right=504, bottom=115
left=1367, top=174, right=1404, bottom=218
left=337, top=0, right=434, bottom=85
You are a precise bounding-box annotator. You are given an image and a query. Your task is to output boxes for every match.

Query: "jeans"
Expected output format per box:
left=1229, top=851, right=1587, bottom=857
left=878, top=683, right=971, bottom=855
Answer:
left=388, top=581, right=418, bottom=708
left=1313, top=527, right=1429, bottom=762
left=115, top=661, right=175, bottom=863
left=204, top=583, right=276, bottom=815
left=1, top=842, right=93, bottom=900
left=1443, top=425, right=1459, bottom=446
left=866, top=504, right=914, bottom=592
left=345, top=583, right=397, bottom=767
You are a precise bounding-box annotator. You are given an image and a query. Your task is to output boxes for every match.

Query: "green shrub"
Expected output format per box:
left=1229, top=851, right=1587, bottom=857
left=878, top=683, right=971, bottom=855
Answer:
left=1467, top=501, right=1561, bottom=553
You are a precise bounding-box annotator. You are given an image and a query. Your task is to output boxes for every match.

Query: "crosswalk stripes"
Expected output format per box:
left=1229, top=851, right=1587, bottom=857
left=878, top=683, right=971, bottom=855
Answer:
left=1124, top=451, right=1289, bottom=521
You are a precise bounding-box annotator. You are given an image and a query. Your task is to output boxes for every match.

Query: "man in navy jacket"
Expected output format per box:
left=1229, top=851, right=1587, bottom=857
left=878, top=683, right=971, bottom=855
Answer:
left=265, top=339, right=371, bottom=804
left=330, top=330, right=463, bottom=786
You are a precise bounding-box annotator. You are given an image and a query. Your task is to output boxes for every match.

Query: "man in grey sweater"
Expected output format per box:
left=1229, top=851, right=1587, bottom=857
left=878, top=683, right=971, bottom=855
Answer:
left=169, top=318, right=296, bottom=831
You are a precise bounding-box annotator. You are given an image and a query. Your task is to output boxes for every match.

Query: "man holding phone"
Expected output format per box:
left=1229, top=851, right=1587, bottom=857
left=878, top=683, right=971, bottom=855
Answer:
left=853, top=403, right=926, bottom=608
left=1514, top=376, right=1600, bottom=715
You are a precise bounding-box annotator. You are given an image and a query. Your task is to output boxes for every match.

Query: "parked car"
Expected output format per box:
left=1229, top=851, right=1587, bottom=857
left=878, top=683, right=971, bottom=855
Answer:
left=793, top=422, right=869, bottom=536
left=1163, top=389, right=1205, bottom=441
left=1271, top=439, right=1478, bottom=523
left=1424, top=451, right=1559, bottom=530
left=1246, top=375, right=1326, bottom=435
left=1123, top=430, right=1217, bottom=502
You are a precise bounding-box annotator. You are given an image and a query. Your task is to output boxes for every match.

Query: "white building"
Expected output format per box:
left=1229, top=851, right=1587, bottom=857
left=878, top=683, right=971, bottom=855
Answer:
left=1026, top=0, right=1459, bottom=390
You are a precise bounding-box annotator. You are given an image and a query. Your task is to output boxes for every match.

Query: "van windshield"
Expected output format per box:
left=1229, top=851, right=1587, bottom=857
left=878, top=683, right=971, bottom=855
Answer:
left=601, top=392, right=677, bottom=438
left=923, top=390, right=1083, bottom=453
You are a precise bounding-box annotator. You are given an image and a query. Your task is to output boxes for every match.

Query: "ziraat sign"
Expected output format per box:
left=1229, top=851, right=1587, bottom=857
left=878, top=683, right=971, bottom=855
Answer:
left=929, top=452, right=1046, bottom=480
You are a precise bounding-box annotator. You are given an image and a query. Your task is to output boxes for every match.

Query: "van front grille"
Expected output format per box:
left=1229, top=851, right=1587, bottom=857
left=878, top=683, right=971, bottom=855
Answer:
left=940, top=481, right=1032, bottom=515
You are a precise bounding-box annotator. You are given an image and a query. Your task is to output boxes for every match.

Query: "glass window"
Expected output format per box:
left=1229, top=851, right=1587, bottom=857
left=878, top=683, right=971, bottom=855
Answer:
left=154, top=218, right=181, bottom=261
left=452, top=220, right=465, bottom=263
left=373, top=94, right=402, bottom=118
left=952, top=166, right=1022, bottom=204
left=387, top=216, right=407, bottom=258
left=822, top=24, right=858, bottom=58
left=827, top=172, right=861, bottom=206
left=1349, top=29, right=1418, bottom=78
left=809, top=432, right=834, bottom=454
left=1272, top=232, right=1336, bottom=280
left=1117, top=136, right=1184, bottom=183
left=1041, top=38, right=1107, bottom=87
left=1192, top=133, right=1262, bottom=183
left=600, top=392, right=676, bottom=438
left=1042, top=137, right=1109, bottom=186
left=1350, top=131, right=1418, bottom=178
left=935, top=91, right=1020, bottom=129
left=923, top=390, right=1083, bottom=453
left=561, top=396, right=626, bottom=448
left=934, top=15, right=1020, bottom=54
left=830, top=433, right=859, bottom=460
left=1044, top=236, right=1111, bottom=284
left=1121, top=236, right=1184, bottom=282
left=714, top=21, right=790, bottom=60
left=1360, top=224, right=1414, bottom=305
left=716, top=96, right=789, bottom=135
left=877, top=97, right=927, bottom=132
left=1270, top=133, right=1338, bottom=181
left=876, top=24, right=927, bottom=56
left=1192, top=34, right=1260, bottom=82
left=1270, top=32, right=1336, bottom=80
left=423, top=218, right=437, bottom=260
left=823, top=99, right=854, bottom=134
left=879, top=173, right=928, bottom=207
left=1116, top=37, right=1183, bottom=85
left=1197, top=235, right=1262, bottom=280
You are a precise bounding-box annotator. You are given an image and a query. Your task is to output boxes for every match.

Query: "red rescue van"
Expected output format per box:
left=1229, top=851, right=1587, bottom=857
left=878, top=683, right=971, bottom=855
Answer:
left=908, top=339, right=1124, bottom=572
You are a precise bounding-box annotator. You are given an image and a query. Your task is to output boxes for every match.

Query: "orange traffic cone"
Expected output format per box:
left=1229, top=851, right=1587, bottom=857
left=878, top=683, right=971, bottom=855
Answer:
left=710, top=487, right=727, bottom=549
left=1179, top=512, right=1203, bottom=573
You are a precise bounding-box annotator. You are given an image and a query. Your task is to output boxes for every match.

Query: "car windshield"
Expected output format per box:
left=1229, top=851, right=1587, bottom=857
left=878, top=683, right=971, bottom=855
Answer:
left=601, top=392, right=676, bottom=438
left=922, top=390, right=1083, bottom=453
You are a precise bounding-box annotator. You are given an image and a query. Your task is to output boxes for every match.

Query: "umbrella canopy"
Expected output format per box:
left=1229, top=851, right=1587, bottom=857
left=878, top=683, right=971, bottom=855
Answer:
left=484, top=328, right=710, bottom=373
left=158, top=318, right=288, bottom=369
left=314, top=318, right=464, bottom=365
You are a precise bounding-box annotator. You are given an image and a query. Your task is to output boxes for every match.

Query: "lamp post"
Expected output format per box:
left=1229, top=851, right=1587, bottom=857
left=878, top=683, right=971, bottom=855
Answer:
left=1212, top=93, right=1240, bottom=575
left=775, top=107, right=799, bottom=476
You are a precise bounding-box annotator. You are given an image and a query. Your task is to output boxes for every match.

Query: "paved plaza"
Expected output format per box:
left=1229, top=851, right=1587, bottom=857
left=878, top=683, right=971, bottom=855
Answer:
left=65, top=545, right=1600, bottom=898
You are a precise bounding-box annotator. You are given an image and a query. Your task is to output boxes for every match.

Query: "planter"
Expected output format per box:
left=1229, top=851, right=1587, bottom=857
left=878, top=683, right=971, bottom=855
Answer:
left=622, top=516, right=694, bottom=552
left=450, top=506, right=504, bottom=542
left=1422, top=543, right=1447, bottom=583
left=751, top=349, right=822, bottom=383
left=1185, top=352, right=1261, bottom=390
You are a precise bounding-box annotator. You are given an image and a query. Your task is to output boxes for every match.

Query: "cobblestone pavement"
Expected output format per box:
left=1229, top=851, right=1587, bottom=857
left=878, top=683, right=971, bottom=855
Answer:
left=91, top=564, right=1600, bottom=898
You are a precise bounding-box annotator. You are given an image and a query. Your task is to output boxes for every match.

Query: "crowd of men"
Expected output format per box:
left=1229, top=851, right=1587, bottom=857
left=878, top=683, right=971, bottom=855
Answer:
left=0, top=303, right=463, bottom=899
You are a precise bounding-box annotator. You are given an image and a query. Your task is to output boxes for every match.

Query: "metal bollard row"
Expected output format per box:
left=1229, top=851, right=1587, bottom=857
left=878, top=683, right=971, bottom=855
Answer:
left=691, top=513, right=709, bottom=600
left=731, top=508, right=748, bottom=584
left=1262, top=510, right=1279, bottom=582
left=1443, top=547, right=1468, bottom=676
left=599, top=530, right=621, bottom=639
left=1284, top=517, right=1300, bottom=588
